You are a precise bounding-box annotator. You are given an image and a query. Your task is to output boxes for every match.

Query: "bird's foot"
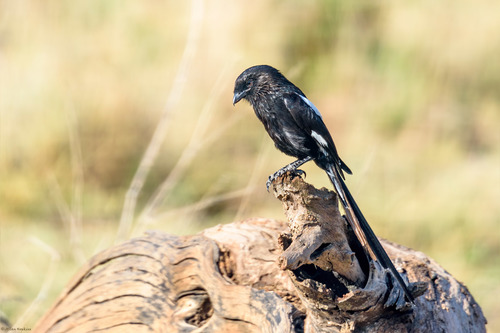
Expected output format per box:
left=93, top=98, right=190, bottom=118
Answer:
left=266, top=168, right=306, bottom=192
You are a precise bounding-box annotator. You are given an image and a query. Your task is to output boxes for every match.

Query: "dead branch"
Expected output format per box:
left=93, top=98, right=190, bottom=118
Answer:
left=33, top=175, right=486, bottom=333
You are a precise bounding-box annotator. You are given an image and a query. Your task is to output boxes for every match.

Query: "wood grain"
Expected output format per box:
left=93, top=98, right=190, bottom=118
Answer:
left=33, top=174, right=486, bottom=332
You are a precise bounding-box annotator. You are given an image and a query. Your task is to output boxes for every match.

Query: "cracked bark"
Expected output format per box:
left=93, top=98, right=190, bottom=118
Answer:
left=33, top=174, right=486, bottom=333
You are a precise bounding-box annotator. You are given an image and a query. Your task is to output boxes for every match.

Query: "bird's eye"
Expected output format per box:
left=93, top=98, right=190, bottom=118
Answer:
left=247, top=81, right=253, bottom=89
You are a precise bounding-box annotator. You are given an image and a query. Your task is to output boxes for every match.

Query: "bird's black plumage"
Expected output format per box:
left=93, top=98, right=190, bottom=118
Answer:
left=233, top=64, right=414, bottom=303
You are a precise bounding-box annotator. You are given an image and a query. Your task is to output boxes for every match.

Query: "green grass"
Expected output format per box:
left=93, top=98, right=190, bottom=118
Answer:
left=0, top=0, right=499, bottom=331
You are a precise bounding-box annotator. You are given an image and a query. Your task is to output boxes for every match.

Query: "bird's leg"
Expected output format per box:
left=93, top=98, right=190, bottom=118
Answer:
left=267, top=156, right=313, bottom=191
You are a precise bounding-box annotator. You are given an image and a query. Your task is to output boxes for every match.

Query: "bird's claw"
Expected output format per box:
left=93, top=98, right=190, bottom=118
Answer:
left=294, top=169, right=306, bottom=178
left=266, top=169, right=306, bottom=192
left=266, top=178, right=273, bottom=192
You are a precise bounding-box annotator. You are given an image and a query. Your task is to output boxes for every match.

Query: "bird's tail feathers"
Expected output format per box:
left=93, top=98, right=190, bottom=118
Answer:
left=326, top=166, right=374, bottom=258
left=340, top=158, right=352, bottom=176
left=326, top=164, right=414, bottom=302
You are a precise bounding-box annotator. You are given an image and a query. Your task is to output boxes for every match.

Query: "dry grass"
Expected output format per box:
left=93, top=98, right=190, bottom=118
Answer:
left=0, top=0, right=499, bottom=330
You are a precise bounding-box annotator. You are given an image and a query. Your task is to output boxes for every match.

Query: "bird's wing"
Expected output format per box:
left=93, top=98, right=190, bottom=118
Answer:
left=283, top=93, right=334, bottom=147
left=283, top=93, right=351, bottom=175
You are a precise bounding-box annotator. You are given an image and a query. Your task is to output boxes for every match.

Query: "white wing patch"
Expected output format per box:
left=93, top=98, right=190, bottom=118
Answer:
left=299, top=94, right=322, bottom=119
left=311, top=130, right=329, bottom=148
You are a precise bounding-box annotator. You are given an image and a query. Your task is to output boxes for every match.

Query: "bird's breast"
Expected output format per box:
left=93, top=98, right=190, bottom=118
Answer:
left=255, top=109, right=315, bottom=159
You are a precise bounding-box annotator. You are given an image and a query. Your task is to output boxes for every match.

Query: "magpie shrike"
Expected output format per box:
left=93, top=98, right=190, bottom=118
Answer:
left=233, top=65, right=414, bottom=303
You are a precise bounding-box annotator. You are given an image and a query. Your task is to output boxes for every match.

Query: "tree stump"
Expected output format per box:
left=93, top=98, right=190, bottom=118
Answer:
left=33, top=174, right=487, bottom=333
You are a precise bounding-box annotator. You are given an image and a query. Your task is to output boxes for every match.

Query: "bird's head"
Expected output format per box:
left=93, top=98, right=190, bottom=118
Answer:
left=233, top=65, right=283, bottom=105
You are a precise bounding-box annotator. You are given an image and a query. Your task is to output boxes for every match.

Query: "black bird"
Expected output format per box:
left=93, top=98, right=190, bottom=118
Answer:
left=233, top=64, right=414, bottom=303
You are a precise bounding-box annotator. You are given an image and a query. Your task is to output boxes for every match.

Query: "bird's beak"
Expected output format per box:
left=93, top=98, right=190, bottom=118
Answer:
left=232, top=91, right=245, bottom=105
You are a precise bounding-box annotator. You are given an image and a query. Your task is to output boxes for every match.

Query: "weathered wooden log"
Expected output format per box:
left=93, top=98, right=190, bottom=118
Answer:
left=33, top=174, right=487, bottom=332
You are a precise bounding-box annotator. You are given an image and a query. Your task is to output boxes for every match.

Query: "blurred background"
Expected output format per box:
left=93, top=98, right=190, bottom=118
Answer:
left=0, top=0, right=499, bottom=330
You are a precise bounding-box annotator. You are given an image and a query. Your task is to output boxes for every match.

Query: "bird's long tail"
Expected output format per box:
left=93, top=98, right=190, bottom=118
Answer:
left=326, top=165, right=414, bottom=303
